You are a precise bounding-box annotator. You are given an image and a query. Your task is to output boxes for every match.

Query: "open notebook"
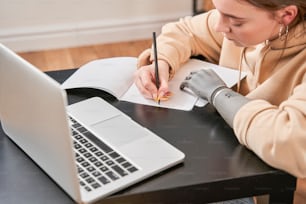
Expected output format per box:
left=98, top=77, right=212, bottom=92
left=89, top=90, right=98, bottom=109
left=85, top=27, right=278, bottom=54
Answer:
left=0, top=44, right=185, bottom=204
left=61, top=57, right=247, bottom=111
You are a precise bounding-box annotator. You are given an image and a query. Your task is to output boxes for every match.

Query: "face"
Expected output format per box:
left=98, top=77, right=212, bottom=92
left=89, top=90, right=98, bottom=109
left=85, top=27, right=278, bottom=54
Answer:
left=212, top=0, right=281, bottom=47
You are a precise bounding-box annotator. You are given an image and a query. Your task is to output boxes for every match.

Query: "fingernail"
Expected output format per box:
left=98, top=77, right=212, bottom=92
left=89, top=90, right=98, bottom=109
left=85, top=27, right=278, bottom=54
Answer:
left=158, top=91, right=165, bottom=98
left=153, top=93, right=157, bottom=101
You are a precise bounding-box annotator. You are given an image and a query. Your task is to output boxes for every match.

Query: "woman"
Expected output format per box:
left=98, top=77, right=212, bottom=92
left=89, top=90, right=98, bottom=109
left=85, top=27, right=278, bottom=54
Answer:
left=134, top=0, right=306, bottom=203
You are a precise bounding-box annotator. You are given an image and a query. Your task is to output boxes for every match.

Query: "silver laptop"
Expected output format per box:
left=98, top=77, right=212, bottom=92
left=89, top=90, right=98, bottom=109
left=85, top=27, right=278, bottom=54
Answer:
left=0, top=44, right=185, bottom=204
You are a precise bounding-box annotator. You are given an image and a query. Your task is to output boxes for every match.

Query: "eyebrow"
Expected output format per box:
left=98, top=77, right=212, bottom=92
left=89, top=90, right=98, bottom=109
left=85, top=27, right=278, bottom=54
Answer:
left=220, top=11, right=246, bottom=20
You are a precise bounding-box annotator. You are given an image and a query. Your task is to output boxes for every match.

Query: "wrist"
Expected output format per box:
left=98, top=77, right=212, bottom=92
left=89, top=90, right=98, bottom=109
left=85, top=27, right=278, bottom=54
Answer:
left=210, top=86, right=228, bottom=104
left=212, top=88, right=250, bottom=128
left=157, top=60, right=172, bottom=81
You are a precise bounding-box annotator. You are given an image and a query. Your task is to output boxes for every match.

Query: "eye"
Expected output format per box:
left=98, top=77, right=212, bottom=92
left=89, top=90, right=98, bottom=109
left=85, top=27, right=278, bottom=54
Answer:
left=230, top=20, right=245, bottom=27
left=229, top=18, right=245, bottom=27
left=232, top=23, right=243, bottom=27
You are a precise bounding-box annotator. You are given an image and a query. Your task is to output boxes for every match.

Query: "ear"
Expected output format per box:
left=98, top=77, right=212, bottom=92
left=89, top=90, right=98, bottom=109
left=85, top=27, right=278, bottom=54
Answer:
left=276, top=5, right=298, bottom=25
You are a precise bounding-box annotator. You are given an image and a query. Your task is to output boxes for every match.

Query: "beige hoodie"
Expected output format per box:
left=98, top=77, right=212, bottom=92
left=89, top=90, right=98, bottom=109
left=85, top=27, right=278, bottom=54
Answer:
left=138, top=9, right=306, bottom=202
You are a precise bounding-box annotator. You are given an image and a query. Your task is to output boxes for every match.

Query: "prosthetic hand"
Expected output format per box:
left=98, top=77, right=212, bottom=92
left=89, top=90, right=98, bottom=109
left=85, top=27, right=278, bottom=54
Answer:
left=180, top=69, right=227, bottom=103
left=180, top=69, right=250, bottom=128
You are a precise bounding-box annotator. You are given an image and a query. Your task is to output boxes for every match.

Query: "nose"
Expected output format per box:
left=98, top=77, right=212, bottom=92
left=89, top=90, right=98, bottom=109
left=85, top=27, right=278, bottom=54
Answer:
left=214, top=14, right=231, bottom=33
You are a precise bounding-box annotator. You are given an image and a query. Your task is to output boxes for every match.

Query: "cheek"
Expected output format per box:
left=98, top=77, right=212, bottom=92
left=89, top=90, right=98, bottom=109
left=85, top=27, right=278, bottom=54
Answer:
left=232, top=23, right=275, bottom=46
left=231, top=28, right=258, bottom=45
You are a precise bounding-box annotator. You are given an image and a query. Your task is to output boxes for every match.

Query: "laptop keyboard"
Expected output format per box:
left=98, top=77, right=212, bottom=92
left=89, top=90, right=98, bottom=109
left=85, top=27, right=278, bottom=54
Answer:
left=69, top=116, right=139, bottom=192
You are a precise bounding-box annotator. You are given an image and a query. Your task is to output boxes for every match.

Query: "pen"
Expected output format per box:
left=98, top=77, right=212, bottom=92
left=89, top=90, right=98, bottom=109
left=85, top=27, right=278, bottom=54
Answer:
left=152, top=32, right=160, bottom=104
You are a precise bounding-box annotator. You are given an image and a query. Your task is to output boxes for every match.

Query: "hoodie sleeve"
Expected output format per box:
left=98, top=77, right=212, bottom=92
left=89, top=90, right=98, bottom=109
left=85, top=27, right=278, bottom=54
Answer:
left=234, top=74, right=306, bottom=178
left=137, top=9, right=223, bottom=78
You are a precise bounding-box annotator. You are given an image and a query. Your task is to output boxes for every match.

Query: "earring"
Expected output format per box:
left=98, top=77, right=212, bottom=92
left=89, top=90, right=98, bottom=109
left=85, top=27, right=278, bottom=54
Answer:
left=279, top=24, right=289, bottom=40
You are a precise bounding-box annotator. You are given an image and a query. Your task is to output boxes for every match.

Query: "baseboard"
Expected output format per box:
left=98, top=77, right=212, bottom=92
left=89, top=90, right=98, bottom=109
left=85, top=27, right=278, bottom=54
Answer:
left=0, top=14, right=187, bottom=52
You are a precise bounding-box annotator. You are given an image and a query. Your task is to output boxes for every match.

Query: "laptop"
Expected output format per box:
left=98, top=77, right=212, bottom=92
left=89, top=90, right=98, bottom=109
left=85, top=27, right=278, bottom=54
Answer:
left=0, top=44, right=185, bottom=204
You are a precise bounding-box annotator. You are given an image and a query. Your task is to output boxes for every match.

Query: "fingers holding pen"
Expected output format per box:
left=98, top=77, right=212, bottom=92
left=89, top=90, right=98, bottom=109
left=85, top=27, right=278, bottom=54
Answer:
left=157, top=77, right=170, bottom=101
left=154, top=60, right=170, bottom=101
left=134, top=61, right=170, bottom=101
left=134, top=65, right=158, bottom=99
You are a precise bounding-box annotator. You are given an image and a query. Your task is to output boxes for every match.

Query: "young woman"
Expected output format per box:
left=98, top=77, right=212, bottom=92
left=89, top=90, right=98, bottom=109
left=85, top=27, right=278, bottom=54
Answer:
left=134, top=0, right=306, bottom=203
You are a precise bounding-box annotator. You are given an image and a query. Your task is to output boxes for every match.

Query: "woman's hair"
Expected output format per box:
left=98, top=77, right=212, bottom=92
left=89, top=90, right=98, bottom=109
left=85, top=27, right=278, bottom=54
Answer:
left=241, top=0, right=306, bottom=25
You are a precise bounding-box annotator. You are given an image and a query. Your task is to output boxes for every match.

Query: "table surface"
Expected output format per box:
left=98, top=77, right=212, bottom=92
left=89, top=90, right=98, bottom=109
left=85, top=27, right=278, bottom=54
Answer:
left=0, top=69, right=296, bottom=204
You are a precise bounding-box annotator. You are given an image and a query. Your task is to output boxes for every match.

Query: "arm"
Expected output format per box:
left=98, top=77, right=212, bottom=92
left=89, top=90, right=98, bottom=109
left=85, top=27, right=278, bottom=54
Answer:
left=181, top=69, right=306, bottom=178
left=135, top=10, right=224, bottom=101
left=234, top=79, right=306, bottom=178
left=137, top=10, right=224, bottom=77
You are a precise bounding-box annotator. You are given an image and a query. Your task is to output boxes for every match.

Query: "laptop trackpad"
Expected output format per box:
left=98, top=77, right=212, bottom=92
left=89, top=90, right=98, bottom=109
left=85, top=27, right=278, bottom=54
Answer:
left=91, top=115, right=148, bottom=146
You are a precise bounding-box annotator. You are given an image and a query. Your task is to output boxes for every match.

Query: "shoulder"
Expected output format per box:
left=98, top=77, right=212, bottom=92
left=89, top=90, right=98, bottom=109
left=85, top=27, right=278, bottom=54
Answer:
left=188, top=9, right=220, bottom=31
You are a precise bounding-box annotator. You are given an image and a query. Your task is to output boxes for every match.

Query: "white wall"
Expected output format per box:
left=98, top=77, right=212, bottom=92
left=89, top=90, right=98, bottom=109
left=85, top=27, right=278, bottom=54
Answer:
left=0, top=0, right=192, bottom=52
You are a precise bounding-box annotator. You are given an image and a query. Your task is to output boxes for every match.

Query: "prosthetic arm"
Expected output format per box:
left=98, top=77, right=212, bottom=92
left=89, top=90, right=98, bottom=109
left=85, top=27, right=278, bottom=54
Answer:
left=180, top=69, right=250, bottom=128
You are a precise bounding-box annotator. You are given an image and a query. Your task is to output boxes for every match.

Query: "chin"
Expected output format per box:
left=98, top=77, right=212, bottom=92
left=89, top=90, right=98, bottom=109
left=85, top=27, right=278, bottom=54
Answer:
left=232, top=40, right=255, bottom=47
left=231, top=40, right=245, bottom=47
left=225, top=36, right=253, bottom=47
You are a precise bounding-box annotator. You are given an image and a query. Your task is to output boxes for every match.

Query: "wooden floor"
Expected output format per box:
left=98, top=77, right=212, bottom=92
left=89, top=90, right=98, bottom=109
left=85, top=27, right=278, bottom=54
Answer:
left=17, top=39, right=152, bottom=72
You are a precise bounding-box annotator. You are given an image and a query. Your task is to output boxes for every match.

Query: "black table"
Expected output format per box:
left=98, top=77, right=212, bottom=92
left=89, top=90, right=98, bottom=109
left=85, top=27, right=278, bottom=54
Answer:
left=0, top=69, right=296, bottom=204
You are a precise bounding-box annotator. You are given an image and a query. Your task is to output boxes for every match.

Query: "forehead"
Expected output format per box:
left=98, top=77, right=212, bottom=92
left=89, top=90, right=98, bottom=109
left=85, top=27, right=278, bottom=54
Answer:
left=212, top=0, right=268, bottom=19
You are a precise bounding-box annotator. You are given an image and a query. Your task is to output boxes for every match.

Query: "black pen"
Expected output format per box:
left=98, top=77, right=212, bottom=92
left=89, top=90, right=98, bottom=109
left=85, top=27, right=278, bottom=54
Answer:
left=152, top=32, right=160, bottom=105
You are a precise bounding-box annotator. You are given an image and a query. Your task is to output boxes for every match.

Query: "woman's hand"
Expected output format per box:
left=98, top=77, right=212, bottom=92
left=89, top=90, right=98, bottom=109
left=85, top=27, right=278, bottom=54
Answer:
left=134, top=60, right=170, bottom=101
